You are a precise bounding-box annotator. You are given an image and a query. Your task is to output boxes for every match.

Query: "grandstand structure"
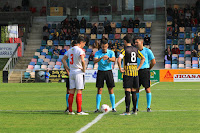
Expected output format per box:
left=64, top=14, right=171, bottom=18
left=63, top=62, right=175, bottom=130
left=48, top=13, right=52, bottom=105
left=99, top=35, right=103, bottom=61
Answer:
left=1, top=0, right=199, bottom=83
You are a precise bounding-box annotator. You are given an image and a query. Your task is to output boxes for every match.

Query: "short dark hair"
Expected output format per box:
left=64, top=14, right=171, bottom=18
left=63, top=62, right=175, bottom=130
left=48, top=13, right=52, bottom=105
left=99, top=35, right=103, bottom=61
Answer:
left=77, top=36, right=86, bottom=43
left=101, top=39, right=108, bottom=45
left=72, top=40, right=77, bottom=46
left=135, top=36, right=143, bottom=41
left=123, top=34, right=132, bottom=43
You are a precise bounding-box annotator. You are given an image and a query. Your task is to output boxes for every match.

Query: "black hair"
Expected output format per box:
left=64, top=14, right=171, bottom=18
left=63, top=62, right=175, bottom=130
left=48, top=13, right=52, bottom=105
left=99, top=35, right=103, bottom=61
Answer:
left=123, top=34, right=132, bottom=43
left=135, top=36, right=143, bottom=41
left=77, top=36, right=86, bottom=43
left=71, top=40, right=77, bottom=46
left=101, top=39, right=108, bottom=45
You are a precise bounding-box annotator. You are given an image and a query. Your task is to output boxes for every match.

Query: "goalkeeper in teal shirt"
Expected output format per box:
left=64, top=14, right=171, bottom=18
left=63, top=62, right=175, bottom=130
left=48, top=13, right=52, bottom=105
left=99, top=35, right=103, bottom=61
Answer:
left=135, top=37, right=156, bottom=112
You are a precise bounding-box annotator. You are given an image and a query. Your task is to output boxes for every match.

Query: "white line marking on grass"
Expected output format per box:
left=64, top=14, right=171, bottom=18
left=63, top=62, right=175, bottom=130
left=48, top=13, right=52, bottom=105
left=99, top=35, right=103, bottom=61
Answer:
left=153, top=89, right=200, bottom=91
left=76, top=82, right=160, bottom=133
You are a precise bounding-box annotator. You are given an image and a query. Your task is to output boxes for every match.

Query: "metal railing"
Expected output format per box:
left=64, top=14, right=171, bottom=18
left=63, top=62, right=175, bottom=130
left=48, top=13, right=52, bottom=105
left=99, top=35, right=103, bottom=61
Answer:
left=3, top=43, right=20, bottom=78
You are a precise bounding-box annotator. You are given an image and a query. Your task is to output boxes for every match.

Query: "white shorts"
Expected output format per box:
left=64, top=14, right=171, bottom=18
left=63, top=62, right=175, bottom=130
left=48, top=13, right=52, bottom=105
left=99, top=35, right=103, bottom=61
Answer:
left=69, top=73, right=85, bottom=89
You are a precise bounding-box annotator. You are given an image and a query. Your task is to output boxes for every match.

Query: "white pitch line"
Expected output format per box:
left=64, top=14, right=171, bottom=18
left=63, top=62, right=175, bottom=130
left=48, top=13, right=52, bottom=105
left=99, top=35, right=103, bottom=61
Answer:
left=76, top=82, right=160, bottom=133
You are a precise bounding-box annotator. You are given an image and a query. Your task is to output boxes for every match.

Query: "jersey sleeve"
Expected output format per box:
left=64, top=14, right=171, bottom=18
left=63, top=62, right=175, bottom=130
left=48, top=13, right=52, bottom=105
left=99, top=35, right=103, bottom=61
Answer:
left=110, top=50, right=115, bottom=58
left=147, top=49, right=155, bottom=61
left=137, top=50, right=144, bottom=59
left=79, top=49, right=85, bottom=56
left=94, top=51, right=99, bottom=58
left=119, top=49, right=125, bottom=58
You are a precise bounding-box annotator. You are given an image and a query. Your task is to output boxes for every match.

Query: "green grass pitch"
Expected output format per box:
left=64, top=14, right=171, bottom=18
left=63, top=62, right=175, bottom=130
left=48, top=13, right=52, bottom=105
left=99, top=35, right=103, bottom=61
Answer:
left=0, top=82, right=200, bottom=133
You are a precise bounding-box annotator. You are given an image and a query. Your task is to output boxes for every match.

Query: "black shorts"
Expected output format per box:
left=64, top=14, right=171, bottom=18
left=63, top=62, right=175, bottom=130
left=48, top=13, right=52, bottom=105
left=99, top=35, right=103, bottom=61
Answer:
left=123, top=75, right=139, bottom=89
left=138, top=68, right=150, bottom=88
left=96, top=70, right=115, bottom=88
left=66, top=78, right=69, bottom=88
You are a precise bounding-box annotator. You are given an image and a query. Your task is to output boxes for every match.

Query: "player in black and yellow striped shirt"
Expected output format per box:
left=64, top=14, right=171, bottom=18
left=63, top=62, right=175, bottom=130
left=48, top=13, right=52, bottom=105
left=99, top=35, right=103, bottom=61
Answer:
left=118, top=35, right=145, bottom=115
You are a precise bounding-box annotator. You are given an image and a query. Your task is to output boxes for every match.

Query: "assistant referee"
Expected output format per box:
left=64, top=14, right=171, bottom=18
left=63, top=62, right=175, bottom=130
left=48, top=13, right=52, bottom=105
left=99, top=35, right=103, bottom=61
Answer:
left=94, top=39, right=116, bottom=112
left=135, top=37, right=156, bottom=112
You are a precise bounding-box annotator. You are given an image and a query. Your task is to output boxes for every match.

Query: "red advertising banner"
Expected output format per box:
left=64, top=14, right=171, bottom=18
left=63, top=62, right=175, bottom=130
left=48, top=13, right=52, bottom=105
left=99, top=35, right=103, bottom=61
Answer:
left=9, top=38, right=22, bottom=57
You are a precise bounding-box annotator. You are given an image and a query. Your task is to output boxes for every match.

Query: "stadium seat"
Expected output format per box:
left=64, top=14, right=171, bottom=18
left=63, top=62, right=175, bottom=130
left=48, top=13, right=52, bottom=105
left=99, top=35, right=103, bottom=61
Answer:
left=31, top=58, right=37, bottom=64
left=34, top=65, right=40, bottom=70
left=38, top=59, right=43, bottom=63
left=97, top=34, right=102, bottom=39
left=36, top=49, right=41, bottom=52
left=56, top=62, right=62, bottom=66
left=36, top=62, right=42, bottom=66
left=52, top=24, right=56, bottom=29
left=165, top=61, right=171, bottom=64
left=111, top=22, right=116, bottom=28
left=115, top=34, right=120, bottom=39
left=192, top=57, right=198, bottom=61
left=116, top=28, right=121, bottom=33
left=41, top=40, right=47, bottom=46
left=192, top=60, right=198, bottom=64
left=43, top=49, right=48, bottom=54
left=186, top=64, right=191, bottom=69
left=179, top=64, right=184, bottom=69
left=39, top=55, right=45, bottom=60
left=178, top=39, right=184, bottom=45
left=51, top=59, right=57, bottom=62
left=192, top=27, right=197, bottom=33
left=146, top=28, right=151, bottom=33
left=52, top=55, right=58, bottom=59
left=185, top=57, right=191, bottom=61
left=60, top=40, right=65, bottom=46
left=139, top=28, right=146, bottom=33
left=192, top=64, right=198, bottom=68
left=103, top=34, right=108, bottom=39
left=128, top=28, right=133, bottom=33
left=33, top=56, right=38, bottom=59
left=165, top=64, right=171, bottom=69
left=172, top=64, right=177, bottom=69
left=53, top=40, right=59, bottom=46
left=48, top=65, right=53, bottom=70
left=173, top=39, right=178, bottom=45
left=54, top=65, right=60, bottom=69
left=172, top=60, right=177, bottom=64
left=80, top=28, right=85, bottom=34
left=185, top=45, right=190, bottom=51
left=116, top=23, right=122, bottom=28
left=185, top=60, right=191, bottom=64
left=35, top=52, right=40, bottom=56
left=109, top=34, right=114, bottom=39
left=122, top=28, right=127, bottom=33
left=185, top=38, right=192, bottom=44
left=139, top=34, right=144, bottom=38
left=59, top=55, right=64, bottom=60
left=178, top=33, right=184, bottom=38
left=146, top=22, right=152, bottom=27
left=41, top=52, right=46, bottom=56
left=29, top=62, right=35, bottom=66
left=185, top=33, right=190, bottom=38
left=179, top=27, right=185, bottom=32
left=42, top=62, right=49, bottom=66
left=185, top=51, right=191, bottom=55
left=65, top=40, right=71, bottom=46
left=121, top=34, right=126, bottom=39
left=46, top=55, right=51, bottom=59
left=185, top=27, right=191, bottom=33
left=57, top=58, right=62, bottom=62
left=40, top=46, right=45, bottom=50
left=24, top=72, right=30, bottom=79
left=30, top=72, right=35, bottom=78
left=134, top=28, right=139, bottom=33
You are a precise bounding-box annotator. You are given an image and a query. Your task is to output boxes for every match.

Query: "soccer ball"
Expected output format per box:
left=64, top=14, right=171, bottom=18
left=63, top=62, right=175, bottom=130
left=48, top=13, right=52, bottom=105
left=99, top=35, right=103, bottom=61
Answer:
left=101, top=104, right=110, bottom=113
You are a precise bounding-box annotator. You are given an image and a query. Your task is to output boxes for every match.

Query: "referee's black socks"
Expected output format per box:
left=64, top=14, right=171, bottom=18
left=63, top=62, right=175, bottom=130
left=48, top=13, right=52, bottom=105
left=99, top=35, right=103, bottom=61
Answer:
left=125, top=91, right=131, bottom=113
left=131, top=91, right=137, bottom=111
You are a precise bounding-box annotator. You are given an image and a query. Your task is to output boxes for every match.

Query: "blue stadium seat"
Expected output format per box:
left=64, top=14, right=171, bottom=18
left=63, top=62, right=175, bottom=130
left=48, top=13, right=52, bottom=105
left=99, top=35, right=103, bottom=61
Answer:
left=134, top=28, right=139, bottom=33
left=57, top=58, right=62, bottom=62
left=165, top=61, right=171, bottom=64
left=41, top=40, right=47, bottom=46
left=38, top=59, right=43, bottom=63
left=24, top=72, right=30, bottom=79
left=97, top=34, right=102, bottom=39
left=167, top=16, right=173, bottom=21
left=65, top=40, right=71, bottom=46
left=116, top=23, right=122, bottom=28
left=192, top=57, right=198, bottom=61
left=85, top=55, right=90, bottom=58
left=89, top=61, right=94, bottom=65
left=146, top=28, right=151, bottom=33
left=53, top=40, right=59, bottom=46
left=122, top=28, right=127, bottom=33
left=172, top=60, right=178, bottom=64
left=173, top=39, right=178, bottom=44
left=191, top=33, right=194, bottom=38
left=90, top=40, right=95, bottom=45
left=42, top=62, right=48, bottom=65
left=139, top=34, right=144, bottom=38
left=40, top=46, right=45, bottom=50
left=50, top=29, right=54, bottom=33
left=59, top=55, right=64, bottom=59
left=172, top=64, right=177, bottom=69
left=109, top=34, right=114, bottom=39
left=178, top=39, right=184, bottom=44
left=48, top=24, right=51, bottom=28
left=49, top=35, right=53, bottom=40
left=46, top=55, right=51, bottom=59
left=49, top=49, right=53, bottom=53
left=166, top=39, right=172, bottom=45
left=179, top=54, right=184, bottom=57
left=179, top=45, right=184, bottom=51
left=34, top=65, right=40, bottom=70
left=192, top=64, right=198, bottom=68
left=54, top=65, right=60, bottom=69
left=178, top=33, right=184, bottom=38
left=29, top=62, right=35, bottom=66
left=192, top=27, right=197, bottom=33
left=87, top=49, right=93, bottom=52
left=41, top=52, right=46, bottom=56
left=80, top=28, right=85, bottom=34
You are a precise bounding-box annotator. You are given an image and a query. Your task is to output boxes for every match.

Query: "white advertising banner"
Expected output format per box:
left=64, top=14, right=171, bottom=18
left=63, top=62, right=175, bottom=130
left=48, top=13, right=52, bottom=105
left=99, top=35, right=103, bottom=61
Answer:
left=0, top=43, right=18, bottom=58
left=174, top=74, right=200, bottom=82
left=85, top=70, right=118, bottom=83
left=8, top=24, right=18, bottom=38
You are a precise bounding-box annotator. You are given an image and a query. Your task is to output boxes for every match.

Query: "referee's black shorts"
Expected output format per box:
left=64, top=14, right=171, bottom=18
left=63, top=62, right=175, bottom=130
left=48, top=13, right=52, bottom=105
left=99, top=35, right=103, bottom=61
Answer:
left=123, top=75, right=139, bottom=89
left=96, top=70, right=115, bottom=88
left=138, top=68, right=150, bottom=88
left=66, top=78, right=69, bottom=88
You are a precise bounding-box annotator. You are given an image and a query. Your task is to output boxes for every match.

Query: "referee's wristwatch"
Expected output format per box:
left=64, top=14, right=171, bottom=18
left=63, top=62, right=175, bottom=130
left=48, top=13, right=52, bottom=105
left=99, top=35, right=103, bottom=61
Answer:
left=108, top=57, right=110, bottom=60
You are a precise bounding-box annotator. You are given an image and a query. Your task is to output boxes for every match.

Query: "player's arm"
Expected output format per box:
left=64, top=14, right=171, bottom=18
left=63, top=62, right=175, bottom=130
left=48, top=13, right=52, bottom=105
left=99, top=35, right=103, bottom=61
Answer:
left=108, top=51, right=116, bottom=62
left=137, top=50, right=145, bottom=70
left=62, top=55, right=70, bottom=75
left=148, top=49, right=156, bottom=70
left=94, top=57, right=103, bottom=64
left=80, top=54, right=86, bottom=72
left=117, top=56, right=124, bottom=73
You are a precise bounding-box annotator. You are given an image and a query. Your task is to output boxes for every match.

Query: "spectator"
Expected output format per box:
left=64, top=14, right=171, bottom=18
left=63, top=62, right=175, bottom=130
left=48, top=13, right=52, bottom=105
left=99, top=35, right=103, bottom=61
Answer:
left=69, top=18, right=74, bottom=26
left=172, top=45, right=180, bottom=54
left=66, top=29, right=72, bottom=40
left=191, top=17, right=198, bottom=26
left=59, top=29, right=66, bottom=40
left=60, top=46, right=66, bottom=55
left=73, top=18, right=80, bottom=29
left=108, top=40, right=113, bottom=49
left=61, top=18, right=69, bottom=27
left=165, top=45, right=171, bottom=55
left=179, top=8, right=184, bottom=16
left=134, top=17, right=140, bottom=27
left=114, top=40, right=120, bottom=49
left=45, top=69, right=50, bottom=83
left=53, top=46, right=59, bottom=56
left=184, top=4, right=190, bottom=14
left=105, top=23, right=112, bottom=34
left=43, top=29, right=49, bottom=41
left=185, top=16, right=191, bottom=27
left=179, top=20, right=185, bottom=27
left=84, top=35, right=89, bottom=46
left=193, top=33, right=199, bottom=51
left=196, top=0, right=200, bottom=14
left=191, top=9, right=197, bottom=18
left=52, top=29, right=59, bottom=40
left=128, top=18, right=134, bottom=28
left=88, top=52, right=94, bottom=61
left=80, top=17, right=86, bottom=28
left=191, top=49, right=198, bottom=57
left=165, top=51, right=172, bottom=62
left=91, top=23, right=97, bottom=34
left=103, top=17, right=110, bottom=27
left=93, top=40, right=100, bottom=49
left=3, top=2, right=10, bottom=12
left=22, top=0, right=29, bottom=11
left=97, top=23, right=104, bottom=34
left=71, top=28, right=78, bottom=40
left=43, top=24, right=49, bottom=32
left=185, top=10, right=191, bottom=18
left=144, top=35, right=151, bottom=45
left=173, top=29, right=179, bottom=39
left=173, top=9, right=179, bottom=20
left=167, top=5, right=173, bottom=16
left=167, top=31, right=173, bottom=39
left=122, top=17, right=128, bottom=28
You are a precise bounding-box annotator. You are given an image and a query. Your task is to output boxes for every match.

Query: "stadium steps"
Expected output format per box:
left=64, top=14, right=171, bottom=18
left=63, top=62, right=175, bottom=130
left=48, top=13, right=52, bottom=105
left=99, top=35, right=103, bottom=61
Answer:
left=150, top=21, right=165, bottom=69
left=8, top=17, right=46, bottom=83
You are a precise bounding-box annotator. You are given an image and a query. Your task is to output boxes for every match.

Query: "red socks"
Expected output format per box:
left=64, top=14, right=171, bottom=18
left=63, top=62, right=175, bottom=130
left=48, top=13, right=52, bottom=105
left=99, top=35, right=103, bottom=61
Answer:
left=76, top=93, right=82, bottom=113
left=68, top=94, right=74, bottom=112
left=68, top=93, right=82, bottom=112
